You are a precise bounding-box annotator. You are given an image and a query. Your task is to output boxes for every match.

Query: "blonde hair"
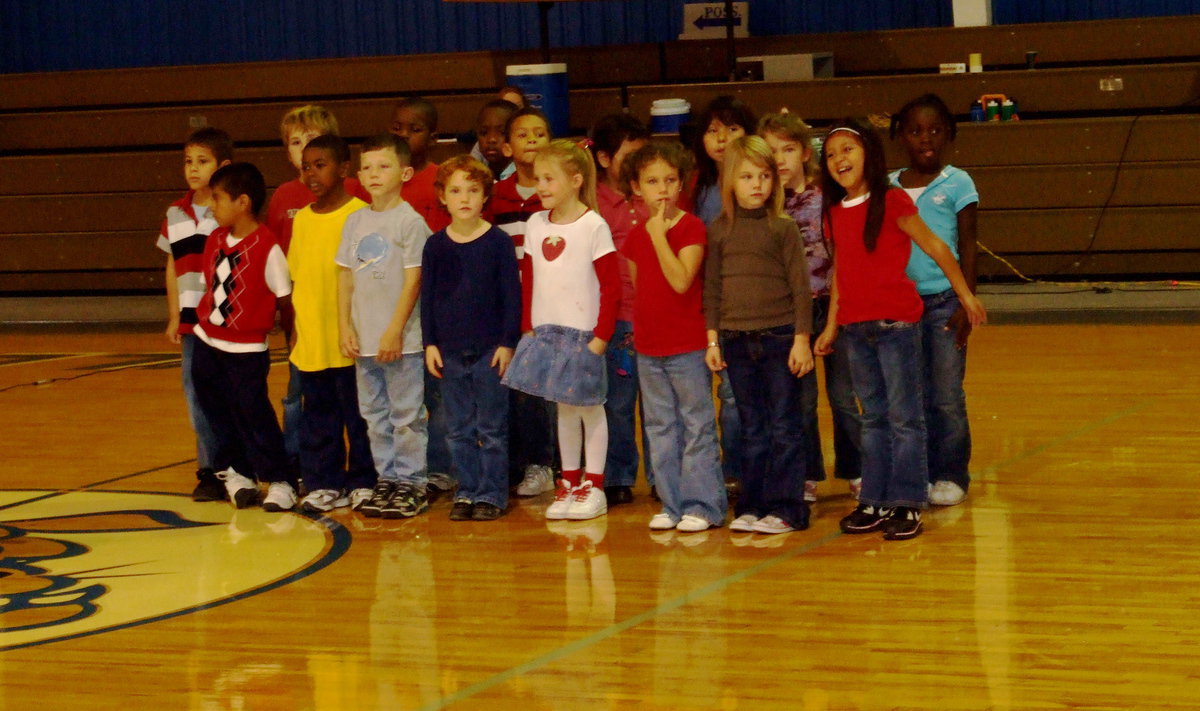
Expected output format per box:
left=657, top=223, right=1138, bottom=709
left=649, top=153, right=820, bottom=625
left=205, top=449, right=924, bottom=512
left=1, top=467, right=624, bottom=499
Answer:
left=534, top=139, right=598, bottom=212
left=758, top=110, right=819, bottom=187
left=279, top=105, right=340, bottom=144
left=720, top=135, right=784, bottom=221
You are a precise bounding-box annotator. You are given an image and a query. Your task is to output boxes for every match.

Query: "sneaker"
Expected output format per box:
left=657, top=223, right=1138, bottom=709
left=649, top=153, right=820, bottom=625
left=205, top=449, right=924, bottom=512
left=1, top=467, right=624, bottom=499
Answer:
left=516, top=465, right=555, bottom=496
left=804, top=480, right=819, bottom=503
left=471, top=502, right=505, bottom=521
left=882, top=506, right=924, bottom=540
left=676, top=514, right=712, bottom=533
left=217, top=469, right=258, bottom=509
left=348, top=487, right=373, bottom=511
left=849, top=478, right=862, bottom=500
left=261, top=481, right=297, bottom=512
left=839, top=504, right=890, bottom=534
left=426, top=472, right=457, bottom=498
left=449, top=500, right=474, bottom=521
left=929, top=480, right=967, bottom=506
left=545, top=482, right=574, bottom=520
left=300, top=488, right=348, bottom=513
left=729, top=513, right=758, bottom=532
left=382, top=483, right=429, bottom=519
left=604, top=485, right=634, bottom=506
left=751, top=515, right=794, bottom=535
left=192, top=469, right=226, bottom=502
left=648, top=513, right=677, bottom=530
left=360, top=481, right=397, bottom=518
left=566, top=481, right=607, bottom=520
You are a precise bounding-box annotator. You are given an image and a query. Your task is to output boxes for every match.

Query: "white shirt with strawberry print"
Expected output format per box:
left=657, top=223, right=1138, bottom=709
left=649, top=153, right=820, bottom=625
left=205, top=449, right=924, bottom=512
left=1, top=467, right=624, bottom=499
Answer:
left=525, top=209, right=616, bottom=332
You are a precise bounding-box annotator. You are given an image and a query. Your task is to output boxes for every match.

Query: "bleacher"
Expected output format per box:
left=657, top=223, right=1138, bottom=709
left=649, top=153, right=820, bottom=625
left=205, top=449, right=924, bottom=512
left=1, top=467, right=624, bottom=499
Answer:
left=1, top=14, right=1196, bottom=295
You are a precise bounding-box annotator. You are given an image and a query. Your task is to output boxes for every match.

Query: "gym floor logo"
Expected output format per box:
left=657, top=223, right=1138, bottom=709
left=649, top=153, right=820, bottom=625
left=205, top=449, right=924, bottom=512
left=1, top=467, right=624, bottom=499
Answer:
left=0, top=489, right=348, bottom=651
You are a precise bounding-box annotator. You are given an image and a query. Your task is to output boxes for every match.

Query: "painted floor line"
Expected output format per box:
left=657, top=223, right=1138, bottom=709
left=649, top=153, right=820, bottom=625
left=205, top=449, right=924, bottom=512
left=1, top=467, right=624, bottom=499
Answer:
left=0, top=458, right=196, bottom=513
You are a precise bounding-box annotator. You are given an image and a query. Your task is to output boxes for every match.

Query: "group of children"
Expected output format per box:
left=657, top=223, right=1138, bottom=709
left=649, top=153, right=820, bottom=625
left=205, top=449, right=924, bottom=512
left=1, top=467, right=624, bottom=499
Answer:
left=161, top=88, right=984, bottom=541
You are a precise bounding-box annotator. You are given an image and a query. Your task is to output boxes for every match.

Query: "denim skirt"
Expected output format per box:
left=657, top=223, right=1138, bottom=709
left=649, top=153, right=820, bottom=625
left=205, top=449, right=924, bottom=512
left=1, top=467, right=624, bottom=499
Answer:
left=502, top=324, right=607, bottom=406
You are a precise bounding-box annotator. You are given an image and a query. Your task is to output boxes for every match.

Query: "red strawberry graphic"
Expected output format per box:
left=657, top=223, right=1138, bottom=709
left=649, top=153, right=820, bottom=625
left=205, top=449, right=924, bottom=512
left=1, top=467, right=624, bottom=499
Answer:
left=542, top=234, right=566, bottom=261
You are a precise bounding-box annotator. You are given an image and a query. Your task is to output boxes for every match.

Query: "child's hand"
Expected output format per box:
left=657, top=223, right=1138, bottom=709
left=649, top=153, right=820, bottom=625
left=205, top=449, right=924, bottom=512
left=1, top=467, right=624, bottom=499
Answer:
left=587, top=337, right=607, bottom=356
left=704, top=345, right=726, bottom=372
left=788, top=337, right=814, bottom=376
left=492, top=346, right=514, bottom=376
left=165, top=317, right=181, bottom=345
left=646, top=200, right=668, bottom=243
left=378, top=326, right=403, bottom=363
left=425, top=345, right=443, bottom=378
left=959, top=294, right=987, bottom=328
left=813, top=326, right=838, bottom=357
left=946, top=306, right=974, bottom=349
left=339, top=329, right=360, bottom=359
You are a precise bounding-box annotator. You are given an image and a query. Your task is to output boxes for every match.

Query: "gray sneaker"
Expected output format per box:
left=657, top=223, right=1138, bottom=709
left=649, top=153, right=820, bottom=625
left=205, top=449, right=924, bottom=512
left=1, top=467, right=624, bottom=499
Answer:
left=382, top=482, right=429, bottom=519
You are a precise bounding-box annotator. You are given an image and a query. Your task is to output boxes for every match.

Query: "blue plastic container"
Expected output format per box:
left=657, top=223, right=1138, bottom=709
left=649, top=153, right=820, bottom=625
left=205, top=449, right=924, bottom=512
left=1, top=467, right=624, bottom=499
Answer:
left=506, top=63, right=569, bottom=137
left=650, top=98, right=691, bottom=134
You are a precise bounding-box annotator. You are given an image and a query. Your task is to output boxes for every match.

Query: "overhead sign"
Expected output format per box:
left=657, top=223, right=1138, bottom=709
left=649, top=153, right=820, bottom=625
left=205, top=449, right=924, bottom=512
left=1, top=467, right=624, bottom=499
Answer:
left=680, top=2, right=749, bottom=40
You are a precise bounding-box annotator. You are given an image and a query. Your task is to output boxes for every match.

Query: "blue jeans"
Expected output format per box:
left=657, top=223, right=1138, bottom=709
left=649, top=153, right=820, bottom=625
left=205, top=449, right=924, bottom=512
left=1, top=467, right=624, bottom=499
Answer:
left=441, top=347, right=510, bottom=509
left=803, top=296, right=862, bottom=481
left=283, top=362, right=302, bottom=464
left=424, top=369, right=452, bottom=475
left=842, top=320, right=928, bottom=509
left=605, top=321, right=653, bottom=487
left=716, top=368, right=742, bottom=482
left=722, top=326, right=809, bottom=528
left=920, top=289, right=971, bottom=491
left=298, top=365, right=377, bottom=492
left=180, top=334, right=220, bottom=470
left=638, top=350, right=727, bottom=525
left=356, top=354, right=427, bottom=487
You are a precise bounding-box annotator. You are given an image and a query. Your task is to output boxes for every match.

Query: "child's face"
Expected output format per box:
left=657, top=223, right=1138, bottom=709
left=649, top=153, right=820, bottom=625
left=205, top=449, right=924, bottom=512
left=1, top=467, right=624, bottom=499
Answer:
left=763, top=131, right=811, bottom=191
left=301, top=146, right=347, bottom=201
left=504, top=115, right=551, bottom=167
left=476, top=107, right=513, bottom=166
left=899, top=106, right=948, bottom=172
left=702, top=118, right=745, bottom=165
left=825, top=132, right=867, bottom=197
left=183, top=145, right=221, bottom=191
left=358, top=147, right=411, bottom=202
left=439, top=169, right=487, bottom=222
left=534, top=157, right=582, bottom=211
left=601, top=138, right=647, bottom=188
left=210, top=186, right=244, bottom=228
left=732, top=157, right=773, bottom=211
left=389, top=106, right=432, bottom=160
left=286, top=127, right=323, bottom=172
left=632, top=158, right=682, bottom=213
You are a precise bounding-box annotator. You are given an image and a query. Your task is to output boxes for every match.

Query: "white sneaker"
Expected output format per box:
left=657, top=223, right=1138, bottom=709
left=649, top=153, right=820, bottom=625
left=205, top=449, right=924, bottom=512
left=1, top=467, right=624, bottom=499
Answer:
left=849, top=477, right=862, bottom=500
left=516, top=465, right=555, bottom=496
left=566, top=481, right=607, bottom=520
left=217, top=469, right=258, bottom=509
left=649, top=513, right=677, bottom=530
left=545, top=482, right=574, bottom=520
left=348, top=487, right=373, bottom=510
left=676, top=514, right=712, bottom=532
left=804, top=480, right=819, bottom=503
left=751, top=515, right=794, bottom=535
left=261, top=481, right=297, bottom=512
left=929, top=480, right=967, bottom=506
left=300, top=488, right=349, bottom=513
left=729, top=513, right=759, bottom=532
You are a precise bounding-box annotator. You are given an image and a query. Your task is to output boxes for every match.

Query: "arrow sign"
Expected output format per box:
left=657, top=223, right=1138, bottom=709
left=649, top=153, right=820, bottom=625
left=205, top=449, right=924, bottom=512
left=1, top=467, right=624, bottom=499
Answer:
left=694, top=14, right=743, bottom=30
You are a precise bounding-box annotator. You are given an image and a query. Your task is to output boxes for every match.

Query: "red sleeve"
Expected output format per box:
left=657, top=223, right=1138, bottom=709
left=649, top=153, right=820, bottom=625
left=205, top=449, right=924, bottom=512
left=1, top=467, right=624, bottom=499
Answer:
left=592, top=251, right=620, bottom=342
left=886, top=187, right=918, bottom=218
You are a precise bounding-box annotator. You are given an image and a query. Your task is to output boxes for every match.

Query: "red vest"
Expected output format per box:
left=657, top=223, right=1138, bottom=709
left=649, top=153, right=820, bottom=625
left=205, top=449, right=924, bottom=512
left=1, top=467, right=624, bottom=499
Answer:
left=196, top=226, right=283, bottom=345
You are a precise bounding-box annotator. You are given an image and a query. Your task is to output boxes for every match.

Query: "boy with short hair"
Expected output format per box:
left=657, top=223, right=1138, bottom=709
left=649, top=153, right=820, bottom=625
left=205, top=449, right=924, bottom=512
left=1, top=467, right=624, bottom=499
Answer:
left=483, top=106, right=559, bottom=497
left=389, top=97, right=450, bottom=233
left=469, top=99, right=519, bottom=180
left=336, top=134, right=433, bottom=519
left=158, top=127, right=232, bottom=502
left=190, top=162, right=297, bottom=511
left=289, top=135, right=377, bottom=513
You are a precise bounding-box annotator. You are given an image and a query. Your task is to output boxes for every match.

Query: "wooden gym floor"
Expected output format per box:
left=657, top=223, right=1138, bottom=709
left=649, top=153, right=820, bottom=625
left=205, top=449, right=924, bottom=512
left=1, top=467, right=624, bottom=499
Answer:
left=1, top=322, right=1198, bottom=710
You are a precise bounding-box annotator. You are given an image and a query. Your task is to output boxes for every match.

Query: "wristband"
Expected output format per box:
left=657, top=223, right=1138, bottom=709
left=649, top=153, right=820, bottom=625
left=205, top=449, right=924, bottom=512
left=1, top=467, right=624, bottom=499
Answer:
left=706, top=342, right=720, bottom=348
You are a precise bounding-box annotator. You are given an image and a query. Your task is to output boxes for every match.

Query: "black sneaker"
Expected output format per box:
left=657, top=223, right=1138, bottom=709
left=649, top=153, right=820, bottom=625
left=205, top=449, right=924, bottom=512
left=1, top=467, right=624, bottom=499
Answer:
left=882, top=507, right=923, bottom=540
left=449, top=500, right=474, bottom=521
left=360, top=481, right=397, bottom=518
left=382, top=483, right=429, bottom=519
left=471, top=502, right=505, bottom=521
left=839, top=504, right=891, bottom=534
left=192, top=469, right=226, bottom=502
left=604, top=485, right=633, bottom=506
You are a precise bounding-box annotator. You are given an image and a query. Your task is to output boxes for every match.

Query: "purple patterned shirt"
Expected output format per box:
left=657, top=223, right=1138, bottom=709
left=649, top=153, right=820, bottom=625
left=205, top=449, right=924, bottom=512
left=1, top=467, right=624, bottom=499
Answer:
left=783, top=185, right=831, bottom=296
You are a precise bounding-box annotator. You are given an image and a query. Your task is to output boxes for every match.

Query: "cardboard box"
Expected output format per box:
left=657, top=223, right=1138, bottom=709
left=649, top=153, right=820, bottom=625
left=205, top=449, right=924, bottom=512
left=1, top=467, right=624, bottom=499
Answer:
left=736, top=53, right=834, bottom=82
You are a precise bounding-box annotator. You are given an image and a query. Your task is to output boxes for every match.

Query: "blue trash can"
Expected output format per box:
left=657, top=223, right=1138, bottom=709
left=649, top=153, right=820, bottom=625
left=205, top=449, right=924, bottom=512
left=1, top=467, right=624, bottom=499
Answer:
left=506, top=63, right=570, bottom=137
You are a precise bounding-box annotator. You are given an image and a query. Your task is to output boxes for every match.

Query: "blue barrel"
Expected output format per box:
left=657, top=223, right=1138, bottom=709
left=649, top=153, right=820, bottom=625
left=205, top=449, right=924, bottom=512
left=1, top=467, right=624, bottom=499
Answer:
left=506, top=63, right=570, bottom=137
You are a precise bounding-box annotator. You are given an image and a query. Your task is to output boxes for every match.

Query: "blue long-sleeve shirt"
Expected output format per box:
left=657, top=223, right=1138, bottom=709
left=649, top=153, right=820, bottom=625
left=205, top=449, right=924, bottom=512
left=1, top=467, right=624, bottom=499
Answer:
left=420, top=224, right=522, bottom=352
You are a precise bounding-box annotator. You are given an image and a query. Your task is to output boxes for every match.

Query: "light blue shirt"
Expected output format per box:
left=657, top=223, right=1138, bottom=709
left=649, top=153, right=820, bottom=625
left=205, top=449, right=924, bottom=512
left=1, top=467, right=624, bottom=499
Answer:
left=888, top=165, right=978, bottom=295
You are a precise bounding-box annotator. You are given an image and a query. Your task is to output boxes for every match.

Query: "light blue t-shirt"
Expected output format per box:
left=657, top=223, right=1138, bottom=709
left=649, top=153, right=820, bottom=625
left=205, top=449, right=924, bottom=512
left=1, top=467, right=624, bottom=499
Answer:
left=334, top=201, right=431, bottom=356
left=888, top=165, right=979, bottom=295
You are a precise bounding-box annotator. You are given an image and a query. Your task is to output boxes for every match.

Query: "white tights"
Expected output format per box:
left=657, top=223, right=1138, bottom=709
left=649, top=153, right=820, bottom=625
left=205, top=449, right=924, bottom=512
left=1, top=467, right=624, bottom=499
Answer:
left=557, top=403, right=608, bottom=475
